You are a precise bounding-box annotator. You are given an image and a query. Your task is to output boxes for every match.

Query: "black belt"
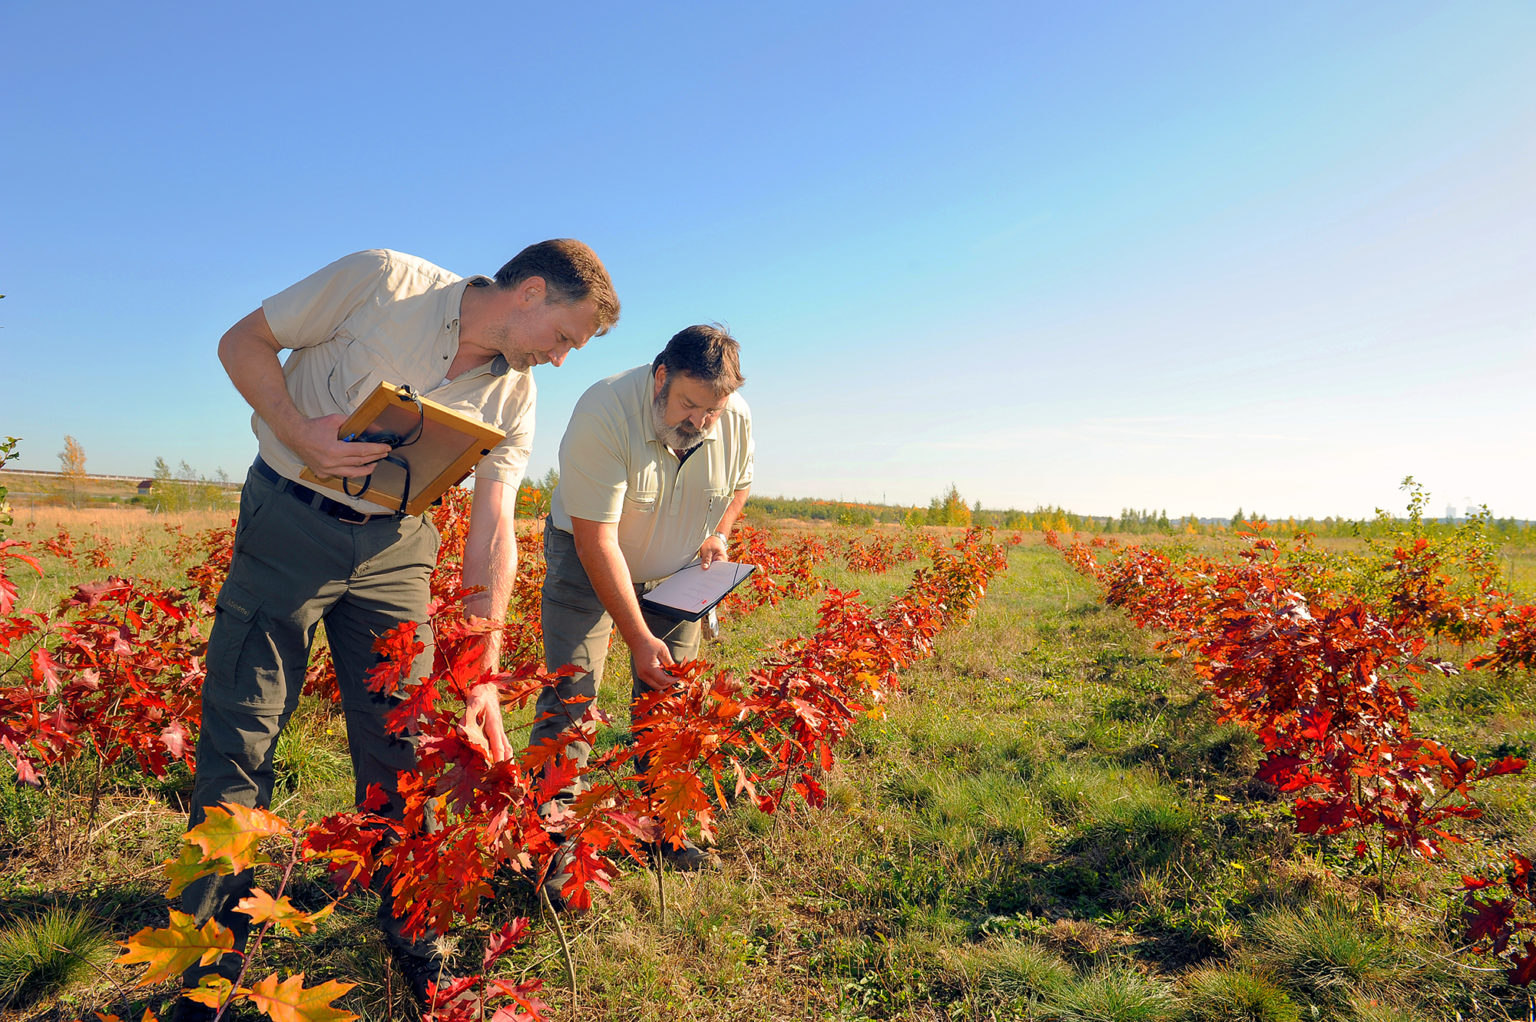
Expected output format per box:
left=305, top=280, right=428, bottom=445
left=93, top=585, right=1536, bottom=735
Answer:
left=252, top=457, right=401, bottom=524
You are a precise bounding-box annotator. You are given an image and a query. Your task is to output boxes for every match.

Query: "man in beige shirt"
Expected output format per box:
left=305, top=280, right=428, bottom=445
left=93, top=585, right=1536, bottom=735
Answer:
left=533, top=324, right=752, bottom=893
left=175, top=242, right=617, bottom=1020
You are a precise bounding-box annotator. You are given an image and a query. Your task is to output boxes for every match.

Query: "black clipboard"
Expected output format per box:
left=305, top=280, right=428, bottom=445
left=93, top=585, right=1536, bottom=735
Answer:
left=641, top=562, right=757, bottom=621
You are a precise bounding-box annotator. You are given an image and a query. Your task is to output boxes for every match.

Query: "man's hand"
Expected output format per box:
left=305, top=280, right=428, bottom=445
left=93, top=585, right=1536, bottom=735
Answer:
left=632, top=633, right=679, bottom=691
left=286, top=414, right=393, bottom=479
left=699, top=533, right=729, bottom=569
left=463, top=680, right=512, bottom=762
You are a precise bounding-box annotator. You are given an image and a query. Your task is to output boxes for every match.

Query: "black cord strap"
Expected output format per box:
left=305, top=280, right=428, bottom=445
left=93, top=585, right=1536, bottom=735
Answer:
left=341, top=385, right=425, bottom=516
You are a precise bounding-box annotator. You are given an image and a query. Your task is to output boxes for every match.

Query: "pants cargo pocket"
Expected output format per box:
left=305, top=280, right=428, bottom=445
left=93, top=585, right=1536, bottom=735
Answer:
left=205, top=579, right=291, bottom=715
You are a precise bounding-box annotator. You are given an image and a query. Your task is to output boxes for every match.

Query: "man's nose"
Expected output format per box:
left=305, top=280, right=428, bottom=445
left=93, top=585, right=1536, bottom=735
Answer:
left=550, top=347, right=569, bottom=367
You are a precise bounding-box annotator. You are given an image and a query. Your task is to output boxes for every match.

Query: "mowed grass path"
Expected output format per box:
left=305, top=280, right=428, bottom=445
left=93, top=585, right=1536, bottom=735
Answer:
left=1, top=525, right=1533, bottom=1021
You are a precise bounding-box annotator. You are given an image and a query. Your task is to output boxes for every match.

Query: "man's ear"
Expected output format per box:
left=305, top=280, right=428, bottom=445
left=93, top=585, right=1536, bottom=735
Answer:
left=518, top=277, right=546, bottom=305
left=652, top=363, right=668, bottom=398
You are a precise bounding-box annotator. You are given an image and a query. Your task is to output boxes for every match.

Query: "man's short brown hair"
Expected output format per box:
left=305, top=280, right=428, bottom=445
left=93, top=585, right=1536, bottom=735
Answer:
left=653, top=323, right=744, bottom=395
left=494, top=239, right=620, bottom=334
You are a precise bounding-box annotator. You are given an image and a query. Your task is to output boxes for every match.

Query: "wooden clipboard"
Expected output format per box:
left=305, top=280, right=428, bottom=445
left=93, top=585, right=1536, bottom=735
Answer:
left=300, top=382, right=506, bottom=515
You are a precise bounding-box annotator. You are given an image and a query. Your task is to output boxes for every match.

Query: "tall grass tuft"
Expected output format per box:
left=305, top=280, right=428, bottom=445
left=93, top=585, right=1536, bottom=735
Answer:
left=940, top=936, right=1071, bottom=1005
left=1245, top=901, right=1401, bottom=1003
left=1045, top=965, right=1178, bottom=1021
left=1180, top=965, right=1300, bottom=1022
left=0, top=907, right=115, bottom=1007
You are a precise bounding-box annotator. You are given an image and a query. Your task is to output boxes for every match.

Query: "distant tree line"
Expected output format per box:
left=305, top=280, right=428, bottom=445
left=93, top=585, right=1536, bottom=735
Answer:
left=145, top=457, right=237, bottom=512
left=741, top=480, right=1535, bottom=544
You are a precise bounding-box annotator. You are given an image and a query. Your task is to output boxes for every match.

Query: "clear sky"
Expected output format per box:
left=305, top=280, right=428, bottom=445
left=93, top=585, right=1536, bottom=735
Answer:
left=3, top=1, right=1532, bottom=521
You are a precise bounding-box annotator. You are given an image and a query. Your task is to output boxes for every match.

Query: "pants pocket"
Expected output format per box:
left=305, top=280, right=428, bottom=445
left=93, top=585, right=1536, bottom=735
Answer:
left=204, top=579, right=291, bottom=714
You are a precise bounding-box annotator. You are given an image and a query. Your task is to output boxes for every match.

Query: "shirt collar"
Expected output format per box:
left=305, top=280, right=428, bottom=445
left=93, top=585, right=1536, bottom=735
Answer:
left=444, top=276, right=510, bottom=378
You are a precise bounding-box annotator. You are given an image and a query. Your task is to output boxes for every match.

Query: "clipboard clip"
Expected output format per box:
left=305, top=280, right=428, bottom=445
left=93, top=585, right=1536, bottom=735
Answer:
left=340, top=385, right=425, bottom=515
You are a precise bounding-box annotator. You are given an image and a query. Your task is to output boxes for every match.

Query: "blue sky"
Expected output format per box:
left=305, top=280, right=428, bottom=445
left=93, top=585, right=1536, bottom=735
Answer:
left=3, top=1, right=1532, bottom=520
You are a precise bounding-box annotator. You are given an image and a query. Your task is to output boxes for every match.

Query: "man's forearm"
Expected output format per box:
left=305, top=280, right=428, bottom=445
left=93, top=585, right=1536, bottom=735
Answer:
left=716, top=487, right=751, bottom=540
left=464, top=477, right=519, bottom=667
left=219, top=308, right=390, bottom=478
left=570, top=518, right=653, bottom=647
left=219, top=308, right=309, bottom=446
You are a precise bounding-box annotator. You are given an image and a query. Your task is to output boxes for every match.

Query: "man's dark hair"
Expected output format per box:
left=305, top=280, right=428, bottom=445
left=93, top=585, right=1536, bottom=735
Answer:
left=493, top=239, right=620, bottom=334
left=652, top=323, right=744, bottom=395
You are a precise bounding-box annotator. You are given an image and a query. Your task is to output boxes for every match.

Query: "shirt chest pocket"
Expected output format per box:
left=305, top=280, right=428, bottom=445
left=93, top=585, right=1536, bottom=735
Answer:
left=704, top=487, right=731, bottom=529
left=326, top=335, right=414, bottom=409
left=624, top=488, right=659, bottom=514
left=624, top=465, right=662, bottom=514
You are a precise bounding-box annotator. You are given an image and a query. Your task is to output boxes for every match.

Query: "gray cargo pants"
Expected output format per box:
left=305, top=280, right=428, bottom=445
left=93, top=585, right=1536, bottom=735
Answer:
left=532, top=524, right=701, bottom=772
left=180, top=463, right=438, bottom=974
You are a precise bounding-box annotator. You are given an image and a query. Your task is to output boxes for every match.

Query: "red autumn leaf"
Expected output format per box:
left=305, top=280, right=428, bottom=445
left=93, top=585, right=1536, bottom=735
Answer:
left=364, top=622, right=425, bottom=696
left=1255, top=754, right=1304, bottom=788
left=1297, top=707, right=1332, bottom=741
left=552, top=843, right=613, bottom=913
left=1293, top=795, right=1352, bottom=834
left=31, top=647, right=62, bottom=693
left=1481, top=755, right=1529, bottom=778
left=160, top=720, right=191, bottom=760
left=1509, top=941, right=1536, bottom=987
left=482, top=918, right=532, bottom=970
left=1462, top=896, right=1515, bottom=943
left=793, top=771, right=827, bottom=808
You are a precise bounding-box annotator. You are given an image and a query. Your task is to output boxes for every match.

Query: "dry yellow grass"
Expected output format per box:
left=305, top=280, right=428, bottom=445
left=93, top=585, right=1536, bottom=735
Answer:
left=3, top=506, right=234, bottom=610
left=9, top=505, right=233, bottom=541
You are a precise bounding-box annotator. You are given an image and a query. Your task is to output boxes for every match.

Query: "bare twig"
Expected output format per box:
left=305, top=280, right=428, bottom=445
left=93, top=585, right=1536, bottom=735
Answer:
left=540, top=883, right=578, bottom=1005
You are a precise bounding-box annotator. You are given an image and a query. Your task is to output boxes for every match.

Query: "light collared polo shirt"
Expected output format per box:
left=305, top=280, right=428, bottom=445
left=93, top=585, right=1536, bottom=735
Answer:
left=254, top=249, right=535, bottom=512
left=550, top=364, right=753, bottom=584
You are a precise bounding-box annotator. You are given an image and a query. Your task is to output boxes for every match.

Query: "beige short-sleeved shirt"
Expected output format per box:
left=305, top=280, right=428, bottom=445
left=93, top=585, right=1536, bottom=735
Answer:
left=550, top=364, right=753, bottom=584
left=255, top=249, right=535, bottom=512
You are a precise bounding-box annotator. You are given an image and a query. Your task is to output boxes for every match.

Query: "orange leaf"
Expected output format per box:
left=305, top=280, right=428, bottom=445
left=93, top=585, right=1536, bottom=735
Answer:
left=163, top=838, right=235, bottom=899
left=236, top=889, right=334, bottom=936
left=117, top=910, right=236, bottom=987
left=186, top=803, right=290, bottom=870
left=241, top=972, right=357, bottom=1022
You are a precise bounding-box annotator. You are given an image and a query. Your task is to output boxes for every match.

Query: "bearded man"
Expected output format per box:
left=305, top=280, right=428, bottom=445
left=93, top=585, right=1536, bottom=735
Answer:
left=531, top=323, right=752, bottom=876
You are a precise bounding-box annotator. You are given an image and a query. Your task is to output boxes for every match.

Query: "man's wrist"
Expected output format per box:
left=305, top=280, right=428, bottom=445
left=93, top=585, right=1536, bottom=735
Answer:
left=711, top=531, right=728, bottom=543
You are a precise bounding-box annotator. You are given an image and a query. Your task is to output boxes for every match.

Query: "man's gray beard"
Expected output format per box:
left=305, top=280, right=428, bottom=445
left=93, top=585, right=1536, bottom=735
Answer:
left=652, top=394, right=703, bottom=450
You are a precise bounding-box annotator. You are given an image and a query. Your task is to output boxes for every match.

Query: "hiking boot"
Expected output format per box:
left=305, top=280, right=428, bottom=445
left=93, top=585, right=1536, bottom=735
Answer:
left=379, top=914, right=458, bottom=1009
left=540, top=844, right=584, bottom=914
left=173, top=952, right=242, bottom=1021
left=650, top=837, right=719, bottom=871
left=168, top=998, right=217, bottom=1022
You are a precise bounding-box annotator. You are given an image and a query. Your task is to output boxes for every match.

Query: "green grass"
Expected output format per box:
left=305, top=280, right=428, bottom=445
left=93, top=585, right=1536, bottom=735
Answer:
left=0, top=908, right=115, bottom=1010
left=1243, top=902, right=1403, bottom=1006
left=2, top=521, right=1534, bottom=1021
left=1179, top=965, right=1300, bottom=1022
left=1044, top=966, right=1179, bottom=1021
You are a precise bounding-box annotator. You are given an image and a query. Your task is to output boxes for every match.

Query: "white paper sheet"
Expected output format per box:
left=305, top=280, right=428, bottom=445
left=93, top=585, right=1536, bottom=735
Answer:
left=641, top=561, right=757, bottom=618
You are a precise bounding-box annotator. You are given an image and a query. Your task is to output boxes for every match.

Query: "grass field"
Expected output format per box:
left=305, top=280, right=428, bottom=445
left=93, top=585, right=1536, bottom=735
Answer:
left=0, top=512, right=1533, bottom=1021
